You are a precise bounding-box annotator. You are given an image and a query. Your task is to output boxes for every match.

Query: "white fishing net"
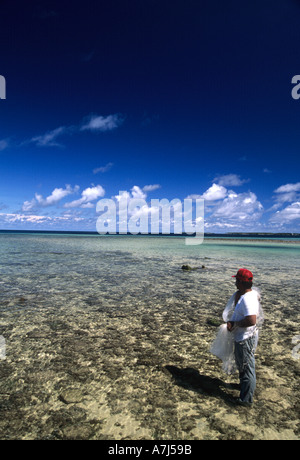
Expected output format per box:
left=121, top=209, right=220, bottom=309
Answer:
left=210, top=323, right=237, bottom=374
left=210, top=288, right=264, bottom=375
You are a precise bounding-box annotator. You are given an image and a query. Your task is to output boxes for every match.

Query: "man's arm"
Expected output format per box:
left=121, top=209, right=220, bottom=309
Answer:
left=227, top=315, right=256, bottom=331
left=237, top=315, right=256, bottom=328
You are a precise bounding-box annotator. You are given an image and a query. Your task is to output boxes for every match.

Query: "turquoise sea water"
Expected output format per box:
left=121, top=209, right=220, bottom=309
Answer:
left=0, top=233, right=299, bottom=311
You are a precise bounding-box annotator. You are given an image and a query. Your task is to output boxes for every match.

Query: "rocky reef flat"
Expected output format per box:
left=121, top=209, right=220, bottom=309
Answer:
left=0, top=285, right=299, bottom=440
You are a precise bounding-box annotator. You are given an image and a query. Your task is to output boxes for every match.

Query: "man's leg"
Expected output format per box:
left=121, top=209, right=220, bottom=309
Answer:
left=234, top=336, right=256, bottom=404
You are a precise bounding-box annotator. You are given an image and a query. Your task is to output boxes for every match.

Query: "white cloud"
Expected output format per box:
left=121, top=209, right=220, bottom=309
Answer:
left=0, top=139, right=9, bottom=151
left=143, top=184, right=161, bottom=192
left=186, top=185, right=264, bottom=231
left=114, top=186, right=147, bottom=203
left=142, top=184, right=161, bottom=192
left=0, top=212, right=86, bottom=227
left=128, top=204, right=150, bottom=219
left=0, top=212, right=52, bottom=224
left=274, top=182, right=300, bottom=194
left=211, top=191, right=263, bottom=222
left=114, top=191, right=131, bottom=202
left=64, top=185, right=105, bottom=208
left=202, top=183, right=227, bottom=201
left=29, top=126, right=69, bottom=147
left=272, top=182, right=300, bottom=207
left=204, top=222, right=237, bottom=230
left=93, top=162, right=113, bottom=174
left=130, top=185, right=147, bottom=200
left=213, top=174, right=249, bottom=187
left=80, top=114, right=124, bottom=132
left=270, top=202, right=300, bottom=224
left=26, top=113, right=124, bottom=149
left=81, top=202, right=94, bottom=208
left=22, top=185, right=79, bottom=211
left=36, top=185, right=79, bottom=206
left=22, top=199, right=37, bottom=212
left=81, top=185, right=105, bottom=201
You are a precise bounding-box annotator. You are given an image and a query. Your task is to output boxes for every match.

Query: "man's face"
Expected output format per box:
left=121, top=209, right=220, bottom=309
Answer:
left=235, top=278, right=243, bottom=289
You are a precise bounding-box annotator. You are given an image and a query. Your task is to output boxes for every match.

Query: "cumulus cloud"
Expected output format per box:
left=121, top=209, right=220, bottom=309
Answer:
left=274, top=182, right=300, bottom=194
left=22, top=199, right=38, bottom=212
left=130, top=185, right=147, bottom=200
left=22, top=185, right=79, bottom=211
left=80, top=114, right=124, bottom=132
left=35, top=185, right=79, bottom=206
left=114, top=186, right=147, bottom=205
left=211, top=191, right=263, bottom=222
left=270, top=202, right=300, bottom=224
left=64, top=185, right=105, bottom=208
left=213, top=174, right=249, bottom=187
left=271, top=182, right=300, bottom=210
left=202, top=183, right=227, bottom=201
left=114, top=190, right=131, bottom=203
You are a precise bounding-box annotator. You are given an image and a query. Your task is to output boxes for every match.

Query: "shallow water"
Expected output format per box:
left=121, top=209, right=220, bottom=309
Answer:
left=0, top=234, right=299, bottom=439
left=1, top=234, right=299, bottom=301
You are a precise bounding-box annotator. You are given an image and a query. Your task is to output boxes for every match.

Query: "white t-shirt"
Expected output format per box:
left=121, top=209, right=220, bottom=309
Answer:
left=230, top=290, right=259, bottom=342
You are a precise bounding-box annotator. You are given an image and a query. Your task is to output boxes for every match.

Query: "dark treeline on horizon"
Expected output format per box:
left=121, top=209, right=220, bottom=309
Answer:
left=0, top=230, right=299, bottom=238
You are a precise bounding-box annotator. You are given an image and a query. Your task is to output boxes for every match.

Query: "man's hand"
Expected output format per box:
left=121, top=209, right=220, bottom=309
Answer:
left=227, top=321, right=235, bottom=332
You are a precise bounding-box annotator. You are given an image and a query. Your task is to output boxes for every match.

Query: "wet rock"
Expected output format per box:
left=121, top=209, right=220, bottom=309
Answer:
left=206, top=317, right=223, bottom=327
left=181, top=264, right=206, bottom=271
left=180, top=324, right=196, bottom=333
left=0, top=363, right=13, bottom=379
left=26, top=329, right=48, bottom=339
left=180, top=417, right=196, bottom=432
left=59, top=388, right=85, bottom=405
left=61, top=424, right=95, bottom=440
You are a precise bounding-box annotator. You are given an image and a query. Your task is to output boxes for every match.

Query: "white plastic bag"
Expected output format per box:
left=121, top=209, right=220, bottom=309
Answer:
left=210, top=288, right=264, bottom=374
left=222, top=293, right=236, bottom=322
left=210, top=324, right=237, bottom=374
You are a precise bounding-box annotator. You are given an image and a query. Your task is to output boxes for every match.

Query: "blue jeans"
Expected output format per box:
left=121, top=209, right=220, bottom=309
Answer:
left=234, top=336, right=256, bottom=404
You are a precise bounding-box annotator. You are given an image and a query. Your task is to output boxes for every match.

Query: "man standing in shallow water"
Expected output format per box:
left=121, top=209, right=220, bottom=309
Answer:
left=227, top=269, right=260, bottom=406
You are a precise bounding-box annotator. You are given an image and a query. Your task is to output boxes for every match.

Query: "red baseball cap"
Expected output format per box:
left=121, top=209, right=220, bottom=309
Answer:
left=232, top=268, right=253, bottom=282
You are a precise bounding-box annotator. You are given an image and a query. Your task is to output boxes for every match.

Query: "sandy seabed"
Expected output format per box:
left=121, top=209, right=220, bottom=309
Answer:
left=0, top=283, right=299, bottom=440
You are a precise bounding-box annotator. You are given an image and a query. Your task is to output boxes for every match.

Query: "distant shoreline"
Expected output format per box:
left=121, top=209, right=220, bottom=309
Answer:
left=0, top=229, right=299, bottom=239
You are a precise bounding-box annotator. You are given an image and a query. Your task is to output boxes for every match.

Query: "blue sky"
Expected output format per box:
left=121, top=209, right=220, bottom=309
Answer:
left=0, top=0, right=300, bottom=232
